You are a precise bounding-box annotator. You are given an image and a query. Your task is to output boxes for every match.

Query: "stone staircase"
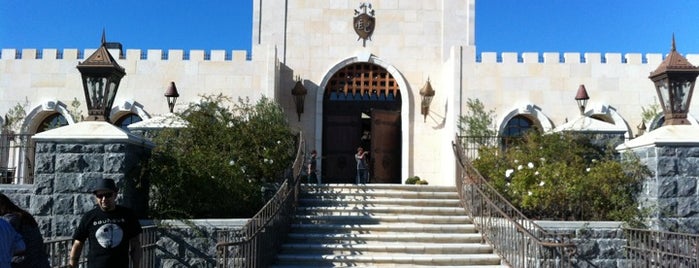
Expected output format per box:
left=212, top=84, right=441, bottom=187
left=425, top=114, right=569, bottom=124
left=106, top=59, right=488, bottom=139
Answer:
left=271, top=184, right=506, bottom=267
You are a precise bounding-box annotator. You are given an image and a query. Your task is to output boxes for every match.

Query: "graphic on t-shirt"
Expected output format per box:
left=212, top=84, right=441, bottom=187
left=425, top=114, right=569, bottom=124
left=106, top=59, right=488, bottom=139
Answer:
left=96, top=223, right=123, bottom=249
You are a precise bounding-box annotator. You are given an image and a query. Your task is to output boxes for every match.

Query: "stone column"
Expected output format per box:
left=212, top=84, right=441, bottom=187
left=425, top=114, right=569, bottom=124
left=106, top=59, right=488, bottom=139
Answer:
left=32, top=121, right=154, bottom=237
left=616, top=125, right=699, bottom=233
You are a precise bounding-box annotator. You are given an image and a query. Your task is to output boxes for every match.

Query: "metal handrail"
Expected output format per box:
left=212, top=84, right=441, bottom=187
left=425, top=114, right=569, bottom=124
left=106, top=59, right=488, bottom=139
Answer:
left=215, top=132, right=305, bottom=267
left=44, top=225, right=158, bottom=267
left=452, top=137, right=576, bottom=267
left=624, top=227, right=699, bottom=267
left=0, top=133, right=34, bottom=184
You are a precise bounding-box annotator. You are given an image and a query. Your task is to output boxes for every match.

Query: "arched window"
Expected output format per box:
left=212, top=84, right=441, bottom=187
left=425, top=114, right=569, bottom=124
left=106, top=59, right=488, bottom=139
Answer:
left=649, top=115, right=665, bottom=131
left=36, top=113, right=68, bottom=133
left=501, top=115, right=535, bottom=147
left=114, top=113, right=143, bottom=130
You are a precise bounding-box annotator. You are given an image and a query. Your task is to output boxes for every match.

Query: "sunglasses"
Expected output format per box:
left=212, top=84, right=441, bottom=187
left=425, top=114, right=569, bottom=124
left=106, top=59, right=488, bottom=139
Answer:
left=95, top=192, right=114, bottom=199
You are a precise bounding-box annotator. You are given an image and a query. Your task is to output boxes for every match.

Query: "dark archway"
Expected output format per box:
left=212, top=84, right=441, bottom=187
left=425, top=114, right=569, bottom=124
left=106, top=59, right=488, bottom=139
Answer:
left=322, top=63, right=401, bottom=183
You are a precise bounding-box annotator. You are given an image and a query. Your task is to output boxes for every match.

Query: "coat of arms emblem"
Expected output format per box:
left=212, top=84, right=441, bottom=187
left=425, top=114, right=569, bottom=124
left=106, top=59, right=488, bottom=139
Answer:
left=353, top=3, right=375, bottom=47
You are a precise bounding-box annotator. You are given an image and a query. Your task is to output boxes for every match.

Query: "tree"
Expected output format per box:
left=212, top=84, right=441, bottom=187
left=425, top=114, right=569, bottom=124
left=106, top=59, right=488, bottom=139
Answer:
left=458, top=98, right=496, bottom=146
left=146, top=95, right=296, bottom=218
left=3, top=101, right=28, bottom=134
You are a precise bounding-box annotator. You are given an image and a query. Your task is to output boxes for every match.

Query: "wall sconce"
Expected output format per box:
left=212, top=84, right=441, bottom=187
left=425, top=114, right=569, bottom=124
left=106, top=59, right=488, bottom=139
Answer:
left=291, top=76, right=307, bottom=121
left=649, top=36, right=699, bottom=126
left=419, top=78, right=435, bottom=122
left=76, top=31, right=125, bottom=123
left=574, top=84, right=590, bottom=115
left=164, top=81, right=180, bottom=113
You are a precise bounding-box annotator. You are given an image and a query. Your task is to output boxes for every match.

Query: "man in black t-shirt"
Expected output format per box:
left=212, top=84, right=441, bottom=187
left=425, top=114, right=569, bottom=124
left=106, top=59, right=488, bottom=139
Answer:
left=69, top=179, right=142, bottom=268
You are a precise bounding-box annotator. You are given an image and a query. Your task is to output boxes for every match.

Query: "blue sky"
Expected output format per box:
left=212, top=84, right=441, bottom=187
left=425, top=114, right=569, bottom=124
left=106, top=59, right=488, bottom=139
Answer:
left=2, top=1, right=699, bottom=55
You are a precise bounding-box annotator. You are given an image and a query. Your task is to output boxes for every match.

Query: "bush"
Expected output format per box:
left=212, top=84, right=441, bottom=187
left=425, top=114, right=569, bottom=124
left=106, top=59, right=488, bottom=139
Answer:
left=146, top=95, right=296, bottom=219
left=405, top=176, right=421, bottom=184
left=473, top=132, right=648, bottom=224
left=405, top=176, right=428, bottom=185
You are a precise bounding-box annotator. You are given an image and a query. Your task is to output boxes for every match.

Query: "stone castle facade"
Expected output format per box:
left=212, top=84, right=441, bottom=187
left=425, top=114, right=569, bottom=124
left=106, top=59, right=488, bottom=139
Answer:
left=1, top=0, right=696, bottom=186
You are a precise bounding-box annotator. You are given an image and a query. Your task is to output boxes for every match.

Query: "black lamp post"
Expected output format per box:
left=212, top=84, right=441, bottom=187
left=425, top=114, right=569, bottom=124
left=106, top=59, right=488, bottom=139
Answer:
left=164, top=81, right=180, bottom=113
left=649, top=36, right=699, bottom=126
left=575, top=84, right=590, bottom=115
left=291, top=77, right=307, bottom=121
left=419, top=78, right=435, bottom=122
left=76, top=32, right=125, bottom=122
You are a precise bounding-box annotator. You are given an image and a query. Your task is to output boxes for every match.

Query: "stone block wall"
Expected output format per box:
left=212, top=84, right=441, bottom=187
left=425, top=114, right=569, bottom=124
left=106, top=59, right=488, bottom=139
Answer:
left=144, top=219, right=247, bottom=267
left=626, top=145, right=699, bottom=233
left=26, top=141, right=150, bottom=237
left=537, top=221, right=629, bottom=268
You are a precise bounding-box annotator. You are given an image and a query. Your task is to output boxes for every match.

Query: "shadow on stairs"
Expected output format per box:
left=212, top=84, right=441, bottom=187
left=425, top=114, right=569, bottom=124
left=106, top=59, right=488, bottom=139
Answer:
left=270, top=183, right=507, bottom=267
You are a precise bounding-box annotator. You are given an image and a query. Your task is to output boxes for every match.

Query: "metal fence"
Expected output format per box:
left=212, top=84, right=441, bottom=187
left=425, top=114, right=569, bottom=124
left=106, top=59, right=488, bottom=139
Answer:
left=215, top=132, right=306, bottom=267
left=0, top=133, right=34, bottom=184
left=624, top=227, right=699, bottom=267
left=44, top=225, right=158, bottom=267
left=452, top=137, right=576, bottom=267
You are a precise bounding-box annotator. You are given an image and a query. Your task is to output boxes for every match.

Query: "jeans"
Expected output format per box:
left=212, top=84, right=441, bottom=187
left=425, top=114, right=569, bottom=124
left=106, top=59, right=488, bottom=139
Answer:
left=356, top=168, right=368, bottom=184
left=308, top=172, right=317, bottom=184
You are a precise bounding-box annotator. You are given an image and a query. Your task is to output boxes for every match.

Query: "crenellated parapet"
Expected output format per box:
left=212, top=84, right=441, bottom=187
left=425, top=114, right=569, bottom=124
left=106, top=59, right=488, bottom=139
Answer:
left=0, top=48, right=251, bottom=62
left=477, top=51, right=699, bottom=66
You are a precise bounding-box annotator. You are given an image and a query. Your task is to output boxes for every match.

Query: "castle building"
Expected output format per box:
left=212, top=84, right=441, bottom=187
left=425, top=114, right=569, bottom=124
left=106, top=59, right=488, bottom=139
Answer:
left=0, top=0, right=694, bottom=186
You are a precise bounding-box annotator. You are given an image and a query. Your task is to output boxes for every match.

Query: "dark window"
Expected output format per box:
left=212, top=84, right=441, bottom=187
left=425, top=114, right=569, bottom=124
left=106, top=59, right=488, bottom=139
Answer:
left=114, top=113, right=143, bottom=130
left=37, top=113, right=68, bottom=133
left=501, top=115, right=535, bottom=148
left=649, top=115, right=665, bottom=131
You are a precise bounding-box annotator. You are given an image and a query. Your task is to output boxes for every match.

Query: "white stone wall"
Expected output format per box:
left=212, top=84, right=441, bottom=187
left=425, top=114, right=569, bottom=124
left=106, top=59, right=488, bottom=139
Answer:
left=0, top=48, right=265, bottom=128
left=2, top=0, right=697, bottom=186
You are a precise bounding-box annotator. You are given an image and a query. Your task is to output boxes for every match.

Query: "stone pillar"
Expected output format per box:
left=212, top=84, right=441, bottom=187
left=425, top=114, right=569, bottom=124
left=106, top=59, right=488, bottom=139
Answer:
left=32, top=121, right=154, bottom=237
left=616, top=125, right=699, bottom=233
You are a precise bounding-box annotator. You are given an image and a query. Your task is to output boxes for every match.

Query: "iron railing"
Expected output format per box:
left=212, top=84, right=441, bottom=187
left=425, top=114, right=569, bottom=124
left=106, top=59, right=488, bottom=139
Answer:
left=215, top=132, right=306, bottom=267
left=624, top=227, right=699, bottom=267
left=44, top=225, right=158, bottom=267
left=0, top=133, right=34, bottom=184
left=452, top=137, right=576, bottom=267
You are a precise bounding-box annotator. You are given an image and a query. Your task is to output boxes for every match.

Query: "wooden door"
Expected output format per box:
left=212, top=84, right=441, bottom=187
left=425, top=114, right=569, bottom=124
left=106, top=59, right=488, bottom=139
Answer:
left=322, top=114, right=361, bottom=183
left=370, top=109, right=401, bottom=183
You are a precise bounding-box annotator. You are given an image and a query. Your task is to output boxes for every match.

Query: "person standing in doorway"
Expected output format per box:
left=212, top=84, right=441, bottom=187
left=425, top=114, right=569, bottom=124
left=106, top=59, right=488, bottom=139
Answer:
left=355, top=147, right=369, bottom=184
left=308, top=150, right=318, bottom=184
left=0, top=193, right=50, bottom=268
left=69, top=178, right=142, bottom=268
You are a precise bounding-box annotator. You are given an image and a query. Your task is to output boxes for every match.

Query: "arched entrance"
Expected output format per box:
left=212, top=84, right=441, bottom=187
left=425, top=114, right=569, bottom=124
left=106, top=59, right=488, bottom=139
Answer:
left=321, top=62, right=402, bottom=184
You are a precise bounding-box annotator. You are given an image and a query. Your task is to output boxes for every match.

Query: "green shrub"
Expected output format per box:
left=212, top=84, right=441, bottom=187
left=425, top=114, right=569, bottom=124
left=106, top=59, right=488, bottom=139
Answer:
left=146, top=95, right=296, bottom=219
left=406, top=176, right=429, bottom=185
left=405, top=176, right=421, bottom=184
left=473, top=132, right=648, bottom=224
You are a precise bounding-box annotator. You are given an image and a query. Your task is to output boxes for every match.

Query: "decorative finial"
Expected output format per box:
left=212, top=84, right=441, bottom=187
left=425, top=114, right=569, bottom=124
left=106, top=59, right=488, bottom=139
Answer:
left=672, top=33, right=676, bottom=52
left=101, top=29, right=107, bottom=45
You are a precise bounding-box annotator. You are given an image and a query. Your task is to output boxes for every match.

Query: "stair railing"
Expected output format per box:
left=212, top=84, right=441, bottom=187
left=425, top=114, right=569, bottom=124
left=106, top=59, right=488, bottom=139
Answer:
left=624, top=227, right=699, bottom=267
left=215, top=132, right=305, bottom=268
left=452, top=137, right=576, bottom=267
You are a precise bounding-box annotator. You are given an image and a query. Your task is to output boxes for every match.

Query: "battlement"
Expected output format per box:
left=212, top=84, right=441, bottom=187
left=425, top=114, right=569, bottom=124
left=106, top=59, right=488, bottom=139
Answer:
left=0, top=48, right=251, bottom=62
left=477, top=51, right=699, bottom=66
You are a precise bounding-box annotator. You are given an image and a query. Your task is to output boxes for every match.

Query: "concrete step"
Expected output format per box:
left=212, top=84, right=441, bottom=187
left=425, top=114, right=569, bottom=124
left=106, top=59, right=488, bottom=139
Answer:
left=299, top=198, right=462, bottom=207
left=273, top=184, right=504, bottom=267
left=274, top=253, right=503, bottom=266
left=294, top=214, right=472, bottom=224
left=303, top=190, right=459, bottom=200
left=287, top=232, right=485, bottom=243
left=289, top=223, right=479, bottom=234
left=303, top=183, right=457, bottom=192
left=296, top=206, right=468, bottom=215
left=281, top=242, right=494, bottom=254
